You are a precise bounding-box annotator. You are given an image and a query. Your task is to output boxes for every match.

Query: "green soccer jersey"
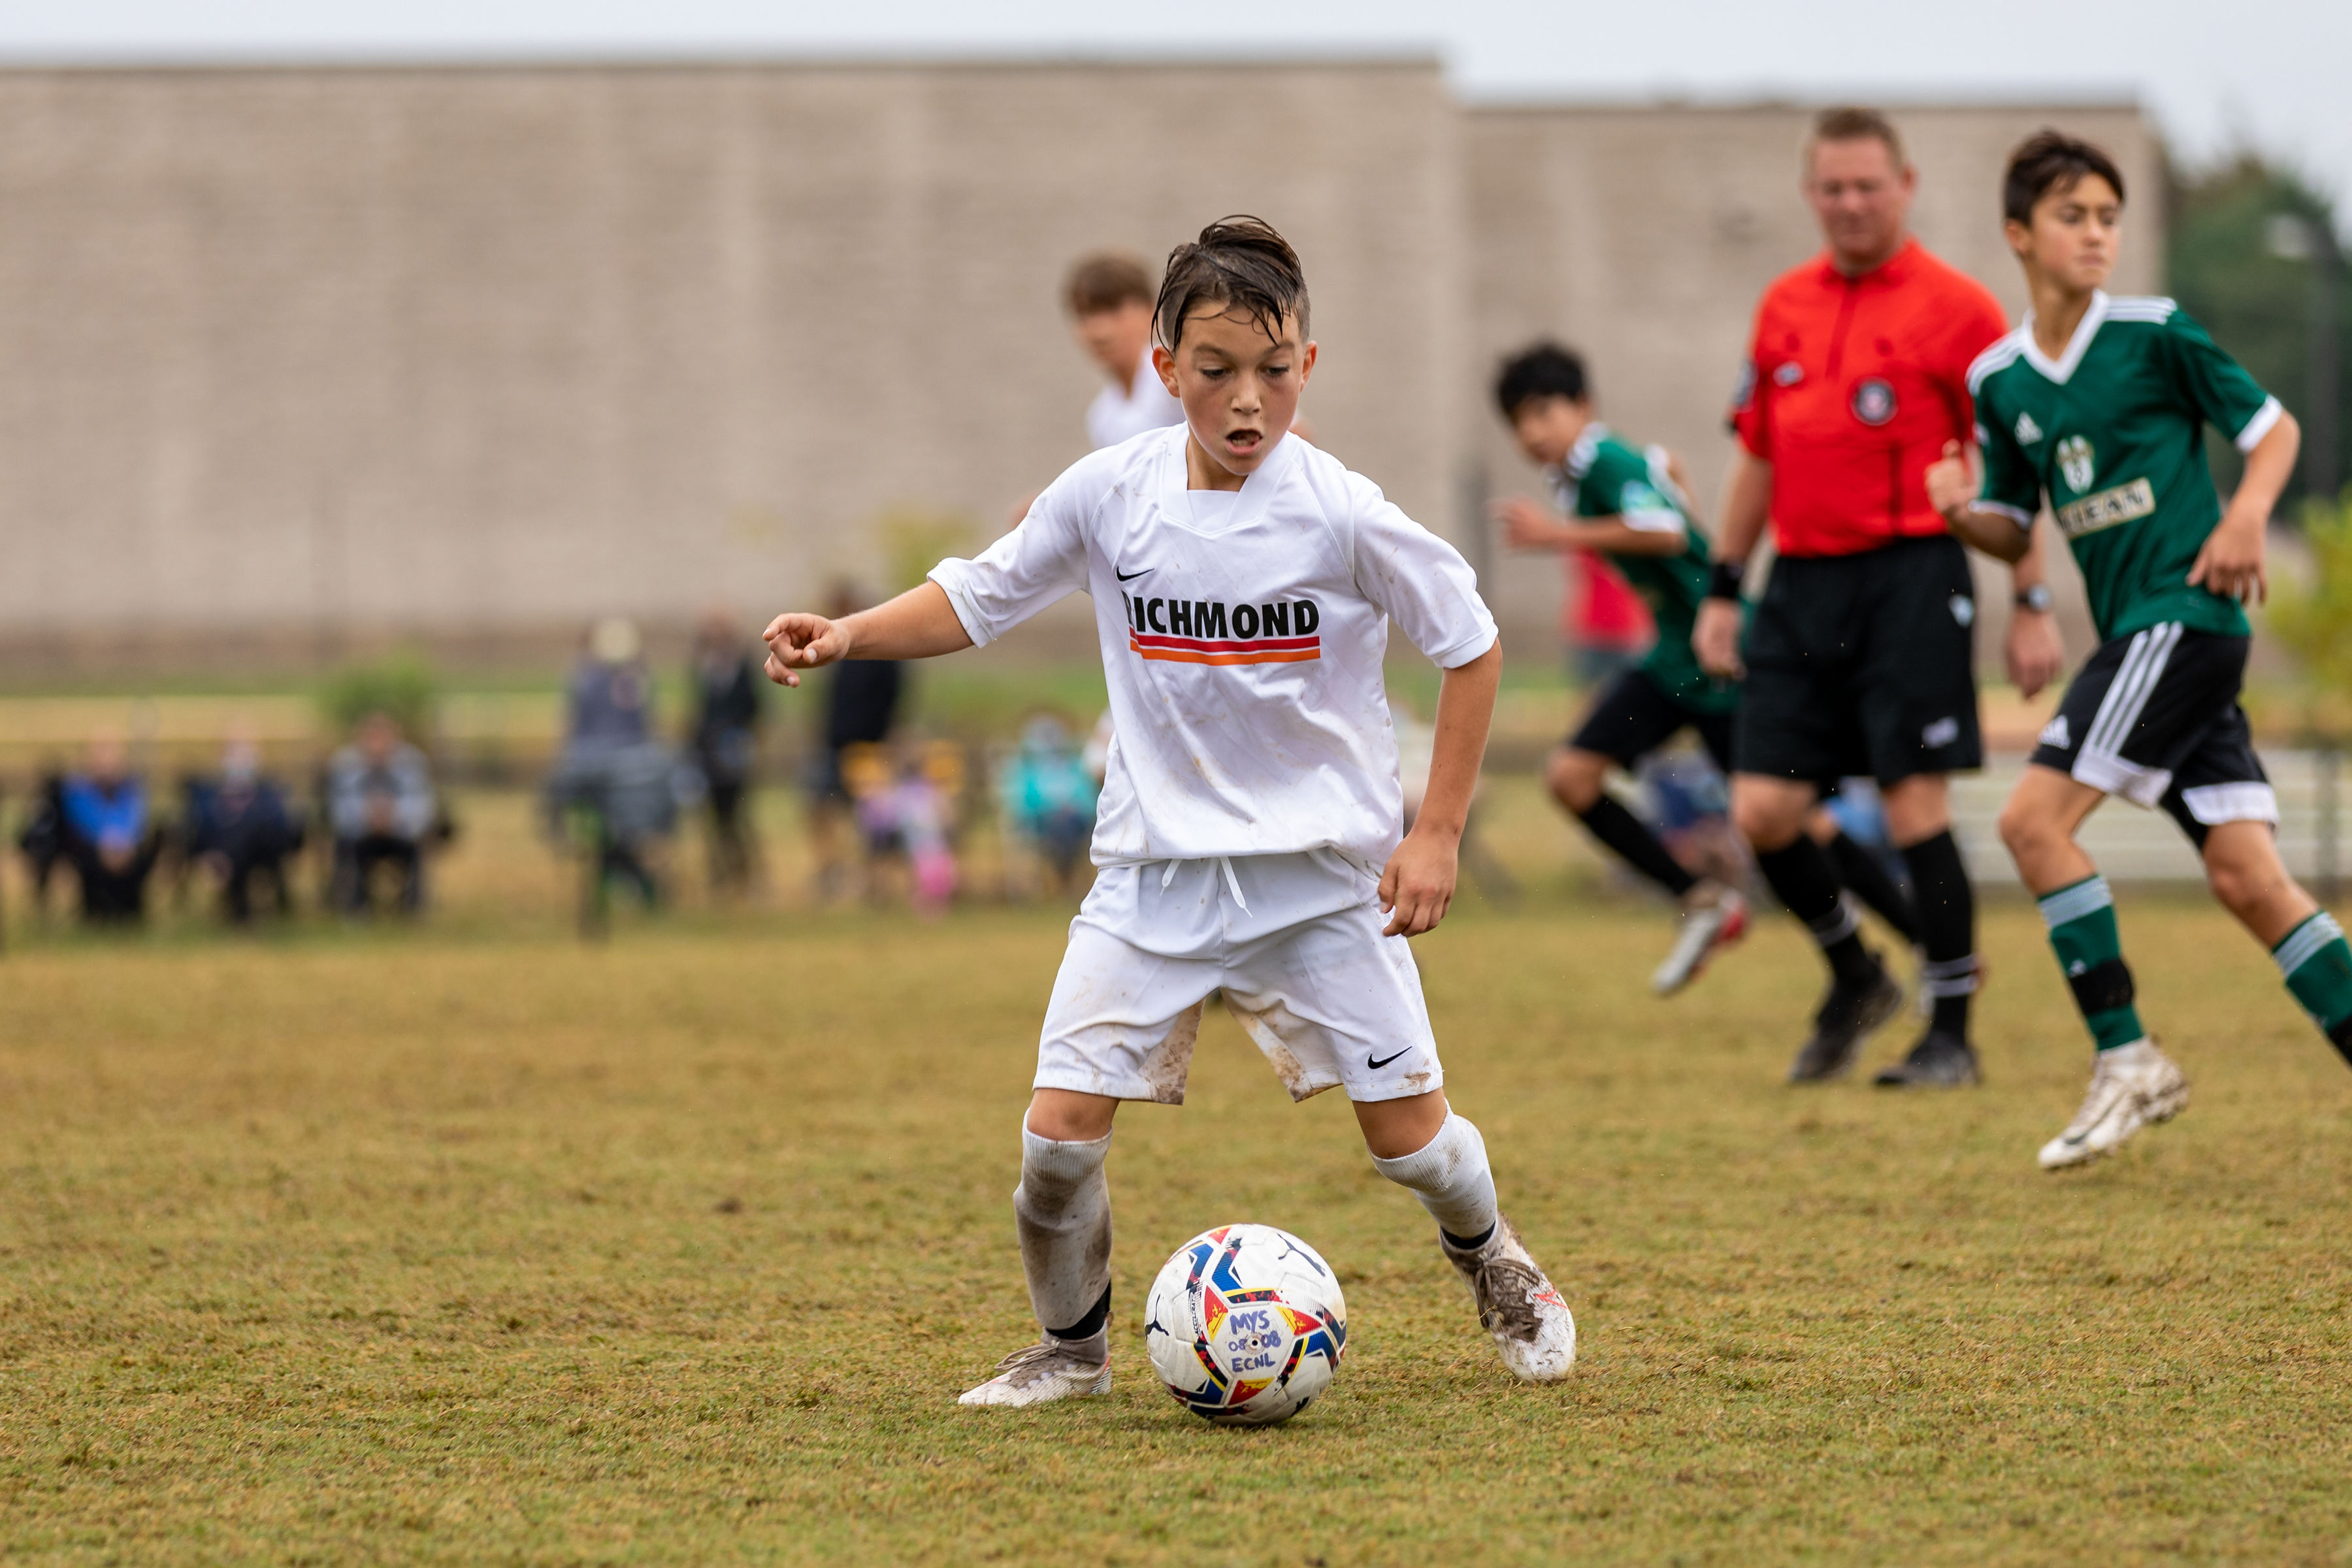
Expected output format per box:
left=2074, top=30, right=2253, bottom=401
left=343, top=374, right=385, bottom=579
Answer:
left=1548, top=424, right=1738, bottom=714
left=1968, top=292, right=2283, bottom=642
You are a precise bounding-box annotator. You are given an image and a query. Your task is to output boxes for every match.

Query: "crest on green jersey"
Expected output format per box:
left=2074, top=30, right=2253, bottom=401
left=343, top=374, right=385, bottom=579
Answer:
left=2057, top=434, right=2096, bottom=493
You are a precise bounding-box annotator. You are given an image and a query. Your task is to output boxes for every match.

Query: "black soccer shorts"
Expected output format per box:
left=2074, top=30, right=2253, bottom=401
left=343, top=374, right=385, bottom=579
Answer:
left=1567, top=667, right=1735, bottom=775
left=2029, top=623, right=2272, bottom=846
left=1735, top=534, right=1982, bottom=789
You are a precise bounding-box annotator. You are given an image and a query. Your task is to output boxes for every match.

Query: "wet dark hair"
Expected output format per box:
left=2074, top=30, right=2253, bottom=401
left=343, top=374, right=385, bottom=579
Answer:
left=2004, top=129, right=2127, bottom=225
left=1494, top=342, right=1590, bottom=419
left=1154, top=216, right=1309, bottom=351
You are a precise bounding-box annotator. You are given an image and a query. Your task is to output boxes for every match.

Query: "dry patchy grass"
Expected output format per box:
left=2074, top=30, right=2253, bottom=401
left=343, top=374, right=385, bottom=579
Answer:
left=1, top=854, right=2349, bottom=1563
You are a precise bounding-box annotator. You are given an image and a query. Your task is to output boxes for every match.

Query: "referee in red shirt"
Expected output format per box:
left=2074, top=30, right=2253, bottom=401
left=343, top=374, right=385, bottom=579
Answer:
left=1694, top=108, right=2063, bottom=1087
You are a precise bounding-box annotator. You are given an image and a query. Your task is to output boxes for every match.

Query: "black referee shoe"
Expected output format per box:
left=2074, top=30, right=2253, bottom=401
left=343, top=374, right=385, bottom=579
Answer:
left=1873, top=1029, right=1982, bottom=1088
left=1787, top=964, right=1905, bottom=1083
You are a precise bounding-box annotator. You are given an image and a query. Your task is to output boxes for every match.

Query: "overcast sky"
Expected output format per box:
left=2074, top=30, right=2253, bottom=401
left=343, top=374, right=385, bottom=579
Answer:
left=8, top=1, right=2347, bottom=225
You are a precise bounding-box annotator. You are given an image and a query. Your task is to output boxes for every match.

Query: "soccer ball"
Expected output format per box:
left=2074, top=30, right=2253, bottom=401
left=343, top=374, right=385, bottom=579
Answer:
left=1143, top=1223, right=1348, bottom=1427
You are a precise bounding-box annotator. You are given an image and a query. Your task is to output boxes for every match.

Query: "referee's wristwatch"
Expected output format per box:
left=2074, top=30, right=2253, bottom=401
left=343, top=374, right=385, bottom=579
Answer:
left=2014, top=583, right=2054, bottom=613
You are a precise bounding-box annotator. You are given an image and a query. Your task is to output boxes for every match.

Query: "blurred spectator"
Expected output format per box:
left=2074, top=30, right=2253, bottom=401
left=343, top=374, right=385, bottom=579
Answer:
left=567, top=616, right=653, bottom=748
left=546, top=617, right=692, bottom=917
left=690, top=606, right=767, bottom=896
left=183, top=731, right=306, bottom=924
left=329, top=711, right=436, bottom=915
left=1568, top=551, right=1652, bottom=687
left=854, top=745, right=959, bottom=919
left=805, top=585, right=904, bottom=901
left=998, top=715, right=1098, bottom=896
left=16, top=772, right=71, bottom=921
left=55, top=733, right=164, bottom=924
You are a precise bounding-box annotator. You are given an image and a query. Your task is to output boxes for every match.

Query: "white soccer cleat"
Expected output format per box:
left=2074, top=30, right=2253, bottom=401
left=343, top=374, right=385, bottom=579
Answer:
left=1442, top=1216, right=1575, bottom=1382
left=956, top=1339, right=1112, bottom=1408
left=2038, top=1039, right=2189, bottom=1171
left=1652, top=885, right=1748, bottom=996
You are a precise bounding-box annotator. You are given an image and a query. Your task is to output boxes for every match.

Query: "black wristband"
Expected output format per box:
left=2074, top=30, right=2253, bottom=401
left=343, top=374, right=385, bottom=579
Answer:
left=1705, top=560, right=1746, bottom=602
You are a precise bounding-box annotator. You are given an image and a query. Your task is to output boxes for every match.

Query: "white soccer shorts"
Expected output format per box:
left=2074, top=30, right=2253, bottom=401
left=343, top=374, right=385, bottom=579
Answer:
left=1034, top=850, right=1443, bottom=1105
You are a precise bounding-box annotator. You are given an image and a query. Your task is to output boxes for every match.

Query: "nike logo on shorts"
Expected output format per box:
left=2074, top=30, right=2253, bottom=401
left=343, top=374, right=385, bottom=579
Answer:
left=1367, top=1049, right=1411, bottom=1070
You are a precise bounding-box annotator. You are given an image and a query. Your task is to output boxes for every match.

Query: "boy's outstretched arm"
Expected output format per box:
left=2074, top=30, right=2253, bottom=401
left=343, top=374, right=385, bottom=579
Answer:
left=1380, top=638, right=1501, bottom=938
left=763, top=581, right=973, bottom=687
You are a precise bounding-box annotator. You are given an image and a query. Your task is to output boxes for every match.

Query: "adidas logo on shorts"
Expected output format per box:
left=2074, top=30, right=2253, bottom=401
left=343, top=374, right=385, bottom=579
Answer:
left=2040, top=714, right=2072, bottom=750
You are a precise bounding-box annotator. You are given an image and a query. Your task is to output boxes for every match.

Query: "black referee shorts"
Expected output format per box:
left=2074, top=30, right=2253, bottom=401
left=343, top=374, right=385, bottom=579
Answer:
left=1736, top=534, right=1982, bottom=789
left=1568, top=667, right=1735, bottom=775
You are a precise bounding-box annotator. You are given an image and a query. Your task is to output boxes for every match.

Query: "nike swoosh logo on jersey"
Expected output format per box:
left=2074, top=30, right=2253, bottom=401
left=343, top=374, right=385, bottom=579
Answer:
left=1366, top=1049, right=1411, bottom=1070
left=1115, top=566, right=1152, bottom=581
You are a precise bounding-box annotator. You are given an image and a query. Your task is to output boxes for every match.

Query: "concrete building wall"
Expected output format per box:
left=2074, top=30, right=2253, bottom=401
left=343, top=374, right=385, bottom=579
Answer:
left=0, top=68, right=2160, bottom=672
left=0, top=61, right=1460, bottom=668
left=1463, top=101, right=2164, bottom=659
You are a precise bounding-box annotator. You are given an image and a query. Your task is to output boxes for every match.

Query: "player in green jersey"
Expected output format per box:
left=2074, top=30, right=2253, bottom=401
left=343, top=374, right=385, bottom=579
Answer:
left=1495, top=343, right=1919, bottom=995
left=1934, top=130, right=2349, bottom=1169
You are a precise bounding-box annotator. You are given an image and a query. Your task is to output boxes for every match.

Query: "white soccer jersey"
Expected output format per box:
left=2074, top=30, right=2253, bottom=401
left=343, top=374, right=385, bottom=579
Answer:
left=1084, top=346, right=1186, bottom=450
left=929, top=425, right=1496, bottom=869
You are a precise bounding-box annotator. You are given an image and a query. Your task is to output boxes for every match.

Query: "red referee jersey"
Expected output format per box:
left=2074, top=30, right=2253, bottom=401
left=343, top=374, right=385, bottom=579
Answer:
left=1729, top=238, right=2009, bottom=558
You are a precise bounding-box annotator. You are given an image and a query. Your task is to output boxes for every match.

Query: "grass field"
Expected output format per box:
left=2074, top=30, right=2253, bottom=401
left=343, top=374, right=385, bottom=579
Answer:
left=5, top=788, right=2352, bottom=1563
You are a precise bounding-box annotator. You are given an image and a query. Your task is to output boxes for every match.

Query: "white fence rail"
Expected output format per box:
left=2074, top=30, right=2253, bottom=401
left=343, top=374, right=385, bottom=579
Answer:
left=1952, top=748, right=2345, bottom=890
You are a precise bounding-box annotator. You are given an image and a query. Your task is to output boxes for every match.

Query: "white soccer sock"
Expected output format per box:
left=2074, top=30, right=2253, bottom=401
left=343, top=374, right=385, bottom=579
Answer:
left=1013, top=1128, right=1113, bottom=1348
left=1369, top=1111, right=1498, bottom=1243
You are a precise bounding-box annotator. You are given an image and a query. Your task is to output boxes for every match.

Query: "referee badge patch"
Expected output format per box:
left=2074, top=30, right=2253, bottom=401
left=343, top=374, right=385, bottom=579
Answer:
left=1851, top=378, right=1897, bottom=427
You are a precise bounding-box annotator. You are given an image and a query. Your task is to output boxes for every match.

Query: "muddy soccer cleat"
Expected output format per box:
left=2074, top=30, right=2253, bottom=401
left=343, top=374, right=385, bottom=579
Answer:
left=1652, top=884, right=1749, bottom=996
left=2038, top=1039, right=2189, bottom=1171
left=1787, top=962, right=1906, bottom=1083
left=1441, top=1216, right=1575, bottom=1382
left=956, top=1337, right=1112, bottom=1408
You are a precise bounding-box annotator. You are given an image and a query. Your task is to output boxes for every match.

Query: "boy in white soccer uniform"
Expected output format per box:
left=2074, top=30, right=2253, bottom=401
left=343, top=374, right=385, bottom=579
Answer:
left=764, top=217, right=1575, bottom=1403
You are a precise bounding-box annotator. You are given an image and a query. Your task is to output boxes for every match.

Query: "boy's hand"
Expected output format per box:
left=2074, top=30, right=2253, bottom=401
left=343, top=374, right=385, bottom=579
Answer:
left=1494, top=496, right=1567, bottom=551
left=1926, top=439, right=1976, bottom=522
left=2187, top=506, right=2268, bottom=605
left=2004, top=605, right=2063, bottom=700
left=1379, top=827, right=1459, bottom=938
left=762, top=612, right=851, bottom=687
left=1693, top=597, right=1744, bottom=679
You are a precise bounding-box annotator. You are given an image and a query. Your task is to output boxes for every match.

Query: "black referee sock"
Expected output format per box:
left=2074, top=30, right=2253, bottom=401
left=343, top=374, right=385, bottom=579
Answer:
left=1901, top=830, right=1977, bottom=1038
left=1826, top=830, right=1918, bottom=943
left=1754, top=838, right=1878, bottom=988
left=1573, top=796, right=1699, bottom=899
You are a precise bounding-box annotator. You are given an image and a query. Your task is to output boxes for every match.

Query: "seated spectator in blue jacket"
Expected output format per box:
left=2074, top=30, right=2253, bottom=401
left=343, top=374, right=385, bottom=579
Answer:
left=58, top=732, right=163, bottom=923
left=184, top=732, right=306, bottom=924
left=329, top=711, right=436, bottom=915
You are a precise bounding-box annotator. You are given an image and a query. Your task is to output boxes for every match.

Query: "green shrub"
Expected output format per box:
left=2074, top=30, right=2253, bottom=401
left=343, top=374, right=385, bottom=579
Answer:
left=317, top=652, right=438, bottom=744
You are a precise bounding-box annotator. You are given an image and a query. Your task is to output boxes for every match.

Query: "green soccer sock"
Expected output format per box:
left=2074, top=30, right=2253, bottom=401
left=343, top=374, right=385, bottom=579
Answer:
left=2272, top=911, right=2352, bottom=1063
left=2038, top=875, right=2145, bottom=1053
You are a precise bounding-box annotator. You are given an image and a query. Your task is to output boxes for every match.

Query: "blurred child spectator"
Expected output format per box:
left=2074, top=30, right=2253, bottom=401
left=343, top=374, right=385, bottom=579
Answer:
left=855, top=747, right=958, bottom=918
left=690, top=606, right=766, bottom=896
left=998, top=715, right=1099, bottom=896
left=329, top=711, right=437, bottom=915
left=804, top=584, right=903, bottom=900
left=16, top=772, right=71, bottom=921
left=566, top=616, right=653, bottom=748
left=546, top=617, right=692, bottom=913
left=183, top=730, right=306, bottom=924
left=54, top=732, right=165, bottom=923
